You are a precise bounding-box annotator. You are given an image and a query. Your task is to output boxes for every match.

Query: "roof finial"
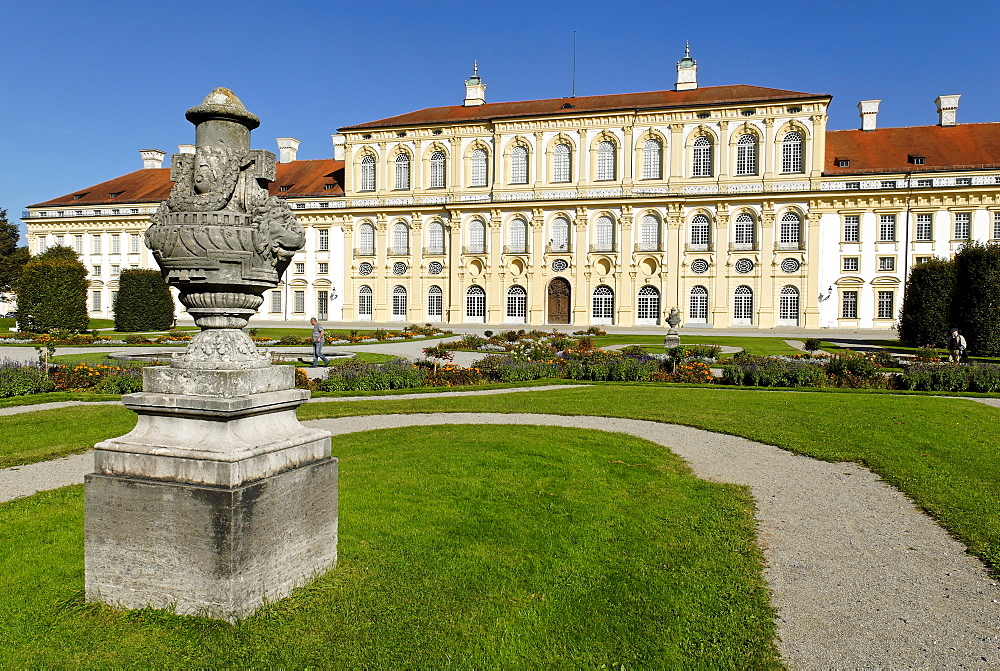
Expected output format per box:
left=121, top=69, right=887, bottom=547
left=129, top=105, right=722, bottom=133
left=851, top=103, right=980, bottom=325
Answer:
left=685, top=40, right=690, bottom=58
left=473, top=60, right=478, bottom=77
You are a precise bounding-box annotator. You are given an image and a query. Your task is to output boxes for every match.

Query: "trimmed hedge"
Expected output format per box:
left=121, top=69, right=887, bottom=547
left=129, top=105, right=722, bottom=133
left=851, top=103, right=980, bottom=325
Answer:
left=113, top=269, right=174, bottom=332
left=898, top=258, right=956, bottom=348
left=15, top=247, right=88, bottom=333
left=953, top=242, right=1000, bottom=356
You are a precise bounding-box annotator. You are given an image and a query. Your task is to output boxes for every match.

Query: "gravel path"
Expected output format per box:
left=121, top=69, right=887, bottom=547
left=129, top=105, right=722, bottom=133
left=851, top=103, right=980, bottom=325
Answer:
left=309, top=413, right=1000, bottom=668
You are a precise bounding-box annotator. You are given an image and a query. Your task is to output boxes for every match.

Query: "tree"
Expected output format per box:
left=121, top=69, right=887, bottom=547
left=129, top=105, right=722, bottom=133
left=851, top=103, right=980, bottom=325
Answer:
left=113, top=268, right=174, bottom=332
left=0, top=208, right=29, bottom=296
left=15, top=246, right=89, bottom=332
left=952, top=242, right=1000, bottom=356
left=898, top=258, right=956, bottom=347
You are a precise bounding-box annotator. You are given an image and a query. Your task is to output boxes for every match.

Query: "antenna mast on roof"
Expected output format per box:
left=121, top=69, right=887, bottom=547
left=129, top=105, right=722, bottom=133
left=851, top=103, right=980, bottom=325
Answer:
left=572, top=30, right=577, bottom=98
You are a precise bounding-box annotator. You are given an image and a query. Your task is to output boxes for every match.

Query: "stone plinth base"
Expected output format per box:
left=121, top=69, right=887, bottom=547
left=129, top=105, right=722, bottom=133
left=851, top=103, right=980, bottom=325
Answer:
left=85, top=457, right=338, bottom=622
left=664, top=334, right=681, bottom=349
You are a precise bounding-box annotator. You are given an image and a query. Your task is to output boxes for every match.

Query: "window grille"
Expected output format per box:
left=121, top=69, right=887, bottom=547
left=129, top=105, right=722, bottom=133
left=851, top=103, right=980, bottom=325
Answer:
left=430, top=151, right=446, bottom=188
left=466, top=285, right=486, bottom=318
left=358, top=286, right=373, bottom=317
left=271, top=291, right=281, bottom=313
left=842, top=257, right=859, bottom=272
left=915, top=213, right=932, bottom=241
left=592, top=285, right=614, bottom=320
left=735, top=213, right=755, bottom=247
left=318, top=229, right=329, bottom=251
left=733, top=285, right=753, bottom=321
left=509, top=218, right=527, bottom=252
left=692, top=136, right=712, bottom=177
left=471, top=148, right=488, bottom=186
left=843, top=215, right=860, bottom=242
left=878, top=256, right=895, bottom=271
left=427, top=222, right=445, bottom=253
left=91, top=234, right=102, bottom=254
left=506, top=285, right=527, bottom=318
left=779, top=286, right=799, bottom=322
left=392, top=223, right=409, bottom=254
left=994, top=212, right=1000, bottom=240
left=840, top=291, right=858, bottom=319
left=642, top=139, right=662, bottom=179
left=427, top=286, right=443, bottom=319
left=511, top=146, right=528, bottom=184
left=877, top=291, right=894, bottom=320
left=394, top=154, right=410, bottom=190
left=594, top=215, right=614, bottom=251
left=358, top=223, right=375, bottom=255
left=130, top=234, right=141, bottom=254
left=879, top=215, right=896, bottom=242
left=550, top=217, right=570, bottom=251
left=954, top=213, right=971, bottom=240
left=596, top=141, right=616, bottom=181
left=73, top=235, right=83, bottom=253
left=92, top=265, right=101, bottom=276
left=639, top=214, right=659, bottom=251
left=293, top=291, right=305, bottom=313
left=736, top=134, right=757, bottom=176
left=92, top=290, right=101, bottom=312
left=690, top=214, right=710, bottom=247
left=360, top=155, right=375, bottom=191
left=781, top=132, right=803, bottom=173
left=553, top=143, right=571, bottom=182
left=467, top=219, right=486, bottom=253
left=294, top=262, right=305, bottom=274
left=111, top=264, right=120, bottom=276
left=636, top=285, right=660, bottom=320
left=392, top=286, right=407, bottom=319
left=689, top=285, right=708, bottom=321
left=318, top=262, right=328, bottom=274
left=779, top=212, right=801, bottom=245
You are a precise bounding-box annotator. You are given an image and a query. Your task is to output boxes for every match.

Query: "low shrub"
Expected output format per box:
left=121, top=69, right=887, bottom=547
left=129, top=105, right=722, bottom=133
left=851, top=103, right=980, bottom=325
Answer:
left=803, top=338, right=822, bottom=352
left=49, top=362, right=143, bottom=392
left=824, top=353, right=884, bottom=386
left=474, top=355, right=561, bottom=382
left=0, top=360, right=54, bottom=397
left=667, top=344, right=722, bottom=360
left=653, top=361, right=716, bottom=384
left=318, top=359, right=428, bottom=392
left=426, top=365, right=485, bottom=387
left=898, top=363, right=968, bottom=392
left=967, top=363, right=1000, bottom=393
left=721, top=356, right=827, bottom=388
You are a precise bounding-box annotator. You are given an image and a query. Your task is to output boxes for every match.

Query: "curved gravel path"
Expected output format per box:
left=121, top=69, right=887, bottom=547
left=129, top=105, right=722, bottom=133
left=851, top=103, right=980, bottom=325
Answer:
left=310, top=413, right=1000, bottom=669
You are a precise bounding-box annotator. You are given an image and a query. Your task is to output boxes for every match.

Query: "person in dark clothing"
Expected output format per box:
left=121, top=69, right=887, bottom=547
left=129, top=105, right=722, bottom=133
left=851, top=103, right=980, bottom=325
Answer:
left=948, top=327, right=967, bottom=363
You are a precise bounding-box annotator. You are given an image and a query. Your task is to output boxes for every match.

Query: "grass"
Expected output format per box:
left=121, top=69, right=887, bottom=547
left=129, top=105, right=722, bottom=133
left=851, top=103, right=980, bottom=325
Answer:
left=593, top=335, right=802, bottom=357
left=0, top=425, right=779, bottom=667
left=249, top=327, right=451, bottom=342
left=0, top=405, right=136, bottom=468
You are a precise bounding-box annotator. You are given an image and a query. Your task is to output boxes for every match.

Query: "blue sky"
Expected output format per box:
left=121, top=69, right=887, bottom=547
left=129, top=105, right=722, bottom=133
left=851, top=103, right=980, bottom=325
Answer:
left=3, top=0, right=999, bottom=239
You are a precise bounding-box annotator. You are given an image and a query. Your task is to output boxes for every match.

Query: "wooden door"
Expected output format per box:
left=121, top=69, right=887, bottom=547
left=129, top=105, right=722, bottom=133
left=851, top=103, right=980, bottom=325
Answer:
left=547, top=278, right=571, bottom=324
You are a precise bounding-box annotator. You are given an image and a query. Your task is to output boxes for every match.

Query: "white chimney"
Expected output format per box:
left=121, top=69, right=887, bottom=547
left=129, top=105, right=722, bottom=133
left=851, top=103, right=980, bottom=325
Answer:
left=178, top=144, right=195, bottom=155
left=675, top=42, right=698, bottom=92
left=331, top=133, right=346, bottom=161
left=858, top=99, right=881, bottom=131
left=276, top=137, right=300, bottom=163
left=936, top=94, right=961, bottom=127
left=139, top=148, right=166, bottom=169
left=463, top=61, right=486, bottom=107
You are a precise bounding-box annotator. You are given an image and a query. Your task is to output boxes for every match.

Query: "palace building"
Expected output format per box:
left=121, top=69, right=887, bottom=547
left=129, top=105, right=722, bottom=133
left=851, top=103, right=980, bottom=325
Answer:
left=22, top=51, right=1000, bottom=329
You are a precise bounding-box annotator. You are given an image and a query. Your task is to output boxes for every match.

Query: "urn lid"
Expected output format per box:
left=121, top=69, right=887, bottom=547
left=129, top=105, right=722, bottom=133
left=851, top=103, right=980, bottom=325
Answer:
left=185, top=87, right=261, bottom=130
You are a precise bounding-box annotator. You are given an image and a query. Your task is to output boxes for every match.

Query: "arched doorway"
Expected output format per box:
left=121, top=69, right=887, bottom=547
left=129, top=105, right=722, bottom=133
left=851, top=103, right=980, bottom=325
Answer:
left=547, top=277, right=571, bottom=324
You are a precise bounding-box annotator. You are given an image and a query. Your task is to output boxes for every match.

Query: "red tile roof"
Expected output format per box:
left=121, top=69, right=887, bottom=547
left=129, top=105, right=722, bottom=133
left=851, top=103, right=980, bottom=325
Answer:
left=341, top=84, right=829, bottom=130
left=825, top=123, right=1000, bottom=175
left=29, top=159, right=344, bottom=207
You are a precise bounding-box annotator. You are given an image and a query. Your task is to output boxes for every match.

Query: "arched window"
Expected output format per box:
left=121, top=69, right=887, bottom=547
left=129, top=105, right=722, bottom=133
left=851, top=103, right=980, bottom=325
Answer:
left=427, top=221, right=445, bottom=254
left=592, top=285, right=614, bottom=323
left=639, top=214, right=660, bottom=251
left=735, top=213, right=755, bottom=249
left=594, top=215, right=615, bottom=252
left=642, top=139, right=662, bottom=180
left=394, top=153, right=410, bottom=190
left=471, top=148, right=488, bottom=187
left=360, top=155, right=376, bottom=191
left=736, top=134, right=757, bottom=176
left=734, top=285, right=753, bottom=324
left=506, top=285, right=527, bottom=321
left=779, top=211, right=801, bottom=247
left=466, top=285, right=486, bottom=322
left=427, top=285, right=443, bottom=320
left=511, top=145, right=528, bottom=184
left=392, top=222, right=409, bottom=255
left=553, top=143, right=571, bottom=182
left=358, top=222, right=375, bottom=256
left=429, top=151, right=446, bottom=188
left=779, top=285, right=799, bottom=324
left=596, top=141, right=616, bottom=181
left=550, top=216, right=570, bottom=252
left=508, top=218, right=527, bottom=253
left=358, top=285, right=373, bottom=319
left=689, top=285, right=709, bottom=323
left=391, top=285, right=407, bottom=321
left=690, top=214, right=710, bottom=249
left=692, top=136, right=713, bottom=177
left=467, top=219, right=486, bottom=253
left=782, top=132, right=803, bottom=173
left=637, top=285, right=660, bottom=324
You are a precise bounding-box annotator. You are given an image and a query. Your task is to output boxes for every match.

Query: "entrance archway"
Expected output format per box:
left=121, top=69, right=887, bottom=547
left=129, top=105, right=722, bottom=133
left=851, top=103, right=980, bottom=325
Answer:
left=547, top=277, right=571, bottom=324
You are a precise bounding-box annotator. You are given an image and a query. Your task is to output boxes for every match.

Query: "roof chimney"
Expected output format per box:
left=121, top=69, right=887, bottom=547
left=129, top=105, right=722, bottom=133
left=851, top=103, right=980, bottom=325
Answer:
left=936, top=94, right=960, bottom=127
left=331, top=133, right=346, bottom=161
left=858, top=99, right=881, bottom=131
left=675, top=42, right=697, bottom=91
left=276, top=137, right=300, bottom=163
left=139, top=148, right=166, bottom=169
left=178, top=144, right=195, bottom=155
left=463, top=61, right=486, bottom=107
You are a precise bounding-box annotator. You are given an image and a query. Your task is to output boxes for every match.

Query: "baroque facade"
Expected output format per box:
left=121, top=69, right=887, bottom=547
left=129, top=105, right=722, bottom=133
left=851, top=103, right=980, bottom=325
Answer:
left=23, top=53, right=1000, bottom=329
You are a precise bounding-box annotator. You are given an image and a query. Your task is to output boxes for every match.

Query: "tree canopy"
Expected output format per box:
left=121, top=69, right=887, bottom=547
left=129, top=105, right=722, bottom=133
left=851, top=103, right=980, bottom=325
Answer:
left=15, top=246, right=89, bottom=332
left=0, top=209, right=29, bottom=295
left=113, top=268, right=174, bottom=332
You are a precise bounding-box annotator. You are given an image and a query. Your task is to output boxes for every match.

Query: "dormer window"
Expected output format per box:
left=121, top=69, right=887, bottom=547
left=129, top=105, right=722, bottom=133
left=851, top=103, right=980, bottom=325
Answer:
left=109, top=192, right=123, bottom=198
left=279, top=185, right=291, bottom=192
left=909, top=155, right=925, bottom=165
left=73, top=194, right=85, bottom=200
left=324, top=184, right=336, bottom=190
left=836, top=158, right=850, bottom=168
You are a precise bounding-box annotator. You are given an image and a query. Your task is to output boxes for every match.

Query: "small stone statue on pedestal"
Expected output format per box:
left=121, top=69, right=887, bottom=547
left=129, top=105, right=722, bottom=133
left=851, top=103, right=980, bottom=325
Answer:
left=664, top=307, right=682, bottom=349
left=84, top=89, right=338, bottom=622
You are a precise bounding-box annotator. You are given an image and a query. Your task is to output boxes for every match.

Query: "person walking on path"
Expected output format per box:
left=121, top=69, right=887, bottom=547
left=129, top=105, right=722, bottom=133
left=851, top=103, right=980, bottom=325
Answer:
left=310, top=317, right=330, bottom=367
left=948, top=327, right=967, bottom=363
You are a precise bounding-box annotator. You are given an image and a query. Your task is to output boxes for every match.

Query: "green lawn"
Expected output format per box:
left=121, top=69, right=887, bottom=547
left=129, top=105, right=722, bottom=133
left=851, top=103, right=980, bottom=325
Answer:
left=0, top=425, right=779, bottom=667
left=595, top=334, right=802, bottom=357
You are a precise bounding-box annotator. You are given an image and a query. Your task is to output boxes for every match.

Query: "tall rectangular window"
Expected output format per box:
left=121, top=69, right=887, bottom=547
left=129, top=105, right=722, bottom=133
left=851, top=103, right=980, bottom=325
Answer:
left=954, top=212, right=971, bottom=240
left=994, top=212, right=1000, bottom=240
left=843, top=215, right=860, bottom=242
left=91, top=234, right=102, bottom=254
left=74, top=235, right=83, bottom=253
left=111, top=234, right=120, bottom=254
left=55, top=235, right=64, bottom=246
left=842, top=291, right=858, bottom=319
left=38, top=238, right=48, bottom=253
left=877, top=291, right=894, bottom=320
left=318, top=229, right=329, bottom=251
left=271, top=291, right=281, bottom=313
left=879, top=214, right=896, bottom=242
left=915, top=213, right=932, bottom=241
left=130, top=234, right=140, bottom=253
left=293, top=291, right=305, bottom=313
left=91, top=290, right=101, bottom=311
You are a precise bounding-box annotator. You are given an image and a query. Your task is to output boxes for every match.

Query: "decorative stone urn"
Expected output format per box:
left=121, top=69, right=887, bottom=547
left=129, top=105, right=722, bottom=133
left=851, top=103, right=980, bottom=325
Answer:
left=664, top=307, right=682, bottom=349
left=84, top=89, right=337, bottom=622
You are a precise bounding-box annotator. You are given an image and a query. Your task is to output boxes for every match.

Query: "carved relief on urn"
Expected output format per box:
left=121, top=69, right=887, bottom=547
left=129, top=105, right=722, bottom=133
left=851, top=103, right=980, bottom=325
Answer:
left=146, top=88, right=305, bottom=330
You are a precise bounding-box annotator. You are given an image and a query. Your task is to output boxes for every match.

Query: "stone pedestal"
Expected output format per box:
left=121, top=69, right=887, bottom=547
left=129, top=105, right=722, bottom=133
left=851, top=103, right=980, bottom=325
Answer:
left=664, top=333, right=681, bottom=349
left=84, top=364, right=336, bottom=621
